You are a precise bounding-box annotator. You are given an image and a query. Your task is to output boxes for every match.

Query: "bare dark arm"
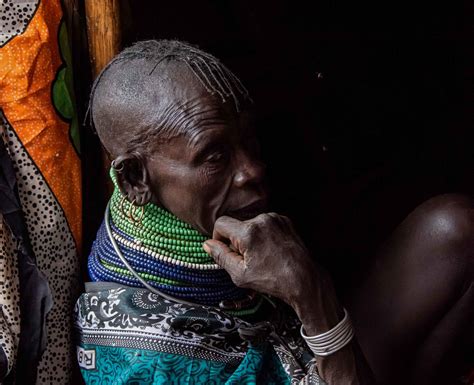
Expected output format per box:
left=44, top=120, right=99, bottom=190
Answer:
left=346, top=194, right=474, bottom=384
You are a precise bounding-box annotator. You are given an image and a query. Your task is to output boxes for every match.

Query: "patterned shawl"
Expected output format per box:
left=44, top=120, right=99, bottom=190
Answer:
left=75, top=282, right=326, bottom=384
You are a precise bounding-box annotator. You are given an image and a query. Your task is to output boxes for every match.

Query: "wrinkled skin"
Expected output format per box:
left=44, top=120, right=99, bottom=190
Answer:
left=143, top=97, right=267, bottom=236
left=110, top=64, right=474, bottom=384
left=204, top=213, right=312, bottom=303
left=112, top=65, right=267, bottom=236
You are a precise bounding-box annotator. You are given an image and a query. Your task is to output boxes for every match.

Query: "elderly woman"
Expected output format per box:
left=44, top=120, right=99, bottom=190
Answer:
left=75, top=40, right=473, bottom=384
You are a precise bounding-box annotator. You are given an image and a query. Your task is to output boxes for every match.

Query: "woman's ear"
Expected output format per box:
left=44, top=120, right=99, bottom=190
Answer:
left=112, top=153, right=153, bottom=206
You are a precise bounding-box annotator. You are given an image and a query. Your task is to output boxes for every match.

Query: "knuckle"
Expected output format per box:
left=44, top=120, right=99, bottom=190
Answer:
left=214, top=216, right=226, bottom=229
left=280, top=215, right=293, bottom=226
left=245, top=221, right=259, bottom=235
left=266, top=212, right=293, bottom=228
left=259, top=212, right=278, bottom=226
left=214, top=248, right=225, bottom=265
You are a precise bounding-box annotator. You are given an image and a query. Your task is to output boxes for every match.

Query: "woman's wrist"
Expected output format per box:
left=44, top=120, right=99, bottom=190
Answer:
left=288, top=271, right=344, bottom=335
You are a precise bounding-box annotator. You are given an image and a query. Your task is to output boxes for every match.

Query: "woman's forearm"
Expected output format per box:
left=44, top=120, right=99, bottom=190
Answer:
left=291, top=275, right=376, bottom=385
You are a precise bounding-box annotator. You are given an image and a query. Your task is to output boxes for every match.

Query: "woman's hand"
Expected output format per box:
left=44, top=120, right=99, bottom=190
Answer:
left=203, top=213, right=344, bottom=333
left=203, top=213, right=319, bottom=307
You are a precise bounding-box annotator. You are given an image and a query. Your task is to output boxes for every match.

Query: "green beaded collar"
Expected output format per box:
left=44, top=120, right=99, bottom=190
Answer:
left=109, top=168, right=214, bottom=264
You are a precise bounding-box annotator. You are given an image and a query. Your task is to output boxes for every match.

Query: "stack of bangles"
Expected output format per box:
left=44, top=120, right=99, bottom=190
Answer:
left=300, top=308, right=355, bottom=357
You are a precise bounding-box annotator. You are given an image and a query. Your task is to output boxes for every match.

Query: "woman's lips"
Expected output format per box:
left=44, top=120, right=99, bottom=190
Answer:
left=225, top=200, right=268, bottom=221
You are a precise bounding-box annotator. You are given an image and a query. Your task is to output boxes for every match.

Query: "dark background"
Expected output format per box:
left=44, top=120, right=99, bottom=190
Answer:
left=79, top=0, right=474, bottom=295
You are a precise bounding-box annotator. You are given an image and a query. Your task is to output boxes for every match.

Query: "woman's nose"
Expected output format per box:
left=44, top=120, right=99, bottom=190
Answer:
left=232, top=150, right=266, bottom=188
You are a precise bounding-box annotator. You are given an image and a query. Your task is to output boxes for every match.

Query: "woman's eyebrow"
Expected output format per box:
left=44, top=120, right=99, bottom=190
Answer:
left=187, top=126, right=226, bottom=149
left=188, top=130, right=229, bottom=161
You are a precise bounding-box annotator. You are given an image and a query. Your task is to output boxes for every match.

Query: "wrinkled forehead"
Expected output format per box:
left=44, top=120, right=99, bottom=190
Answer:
left=92, top=57, right=252, bottom=157
left=144, top=62, right=250, bottom=142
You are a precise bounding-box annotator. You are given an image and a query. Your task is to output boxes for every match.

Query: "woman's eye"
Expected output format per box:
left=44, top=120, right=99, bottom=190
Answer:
left=205, top=150, right=227, bottom=163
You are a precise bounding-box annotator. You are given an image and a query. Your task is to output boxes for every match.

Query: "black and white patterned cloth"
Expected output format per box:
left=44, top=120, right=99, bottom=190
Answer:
left=75, top=282, right=326, bottom=384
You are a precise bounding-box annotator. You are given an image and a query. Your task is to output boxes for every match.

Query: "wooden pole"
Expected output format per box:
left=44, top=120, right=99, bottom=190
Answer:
left=84, top=0, right=122, bottom=77
left=84, top=0, right=122, bottom=196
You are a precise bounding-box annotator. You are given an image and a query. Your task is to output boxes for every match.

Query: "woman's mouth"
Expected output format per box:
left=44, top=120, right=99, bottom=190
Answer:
left=225, top=200, right=268, bottom=221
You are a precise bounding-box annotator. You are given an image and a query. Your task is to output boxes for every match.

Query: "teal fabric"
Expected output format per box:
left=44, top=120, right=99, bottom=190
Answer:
left=79, top=343, right=290, bottom=385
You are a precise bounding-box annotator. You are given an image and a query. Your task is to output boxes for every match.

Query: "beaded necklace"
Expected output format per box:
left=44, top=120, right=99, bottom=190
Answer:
left=88, top=168, right=263, bottom=316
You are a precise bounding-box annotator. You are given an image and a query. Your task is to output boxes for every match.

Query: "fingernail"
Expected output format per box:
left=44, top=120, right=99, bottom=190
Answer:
left=203, top=242, right=211, bottom=254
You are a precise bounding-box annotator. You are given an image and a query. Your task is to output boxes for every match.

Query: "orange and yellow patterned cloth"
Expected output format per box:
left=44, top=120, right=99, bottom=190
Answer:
left=0, top=0, right=81, bottom=383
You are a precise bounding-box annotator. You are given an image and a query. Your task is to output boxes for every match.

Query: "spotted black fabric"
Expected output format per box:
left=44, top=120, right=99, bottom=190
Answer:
left=0, top=111, right=80, bottom=383
left=0, top=0, right=39, bottom=47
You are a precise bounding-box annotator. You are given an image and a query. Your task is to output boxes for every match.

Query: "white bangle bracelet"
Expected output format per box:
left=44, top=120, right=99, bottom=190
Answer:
left=300, top=308, right=355, bottom=357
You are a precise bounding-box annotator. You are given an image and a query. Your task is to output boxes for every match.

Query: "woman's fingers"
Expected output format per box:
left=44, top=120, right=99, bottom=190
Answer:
left=203, top=239, right=245, bottom=280
left=212, top=216, right=246, bottom=245
left=207, top=212, right=313, bottom=297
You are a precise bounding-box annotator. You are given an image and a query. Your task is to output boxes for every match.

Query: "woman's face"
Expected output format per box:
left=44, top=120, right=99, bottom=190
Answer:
left=145, top=92, right=268, bottom=236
